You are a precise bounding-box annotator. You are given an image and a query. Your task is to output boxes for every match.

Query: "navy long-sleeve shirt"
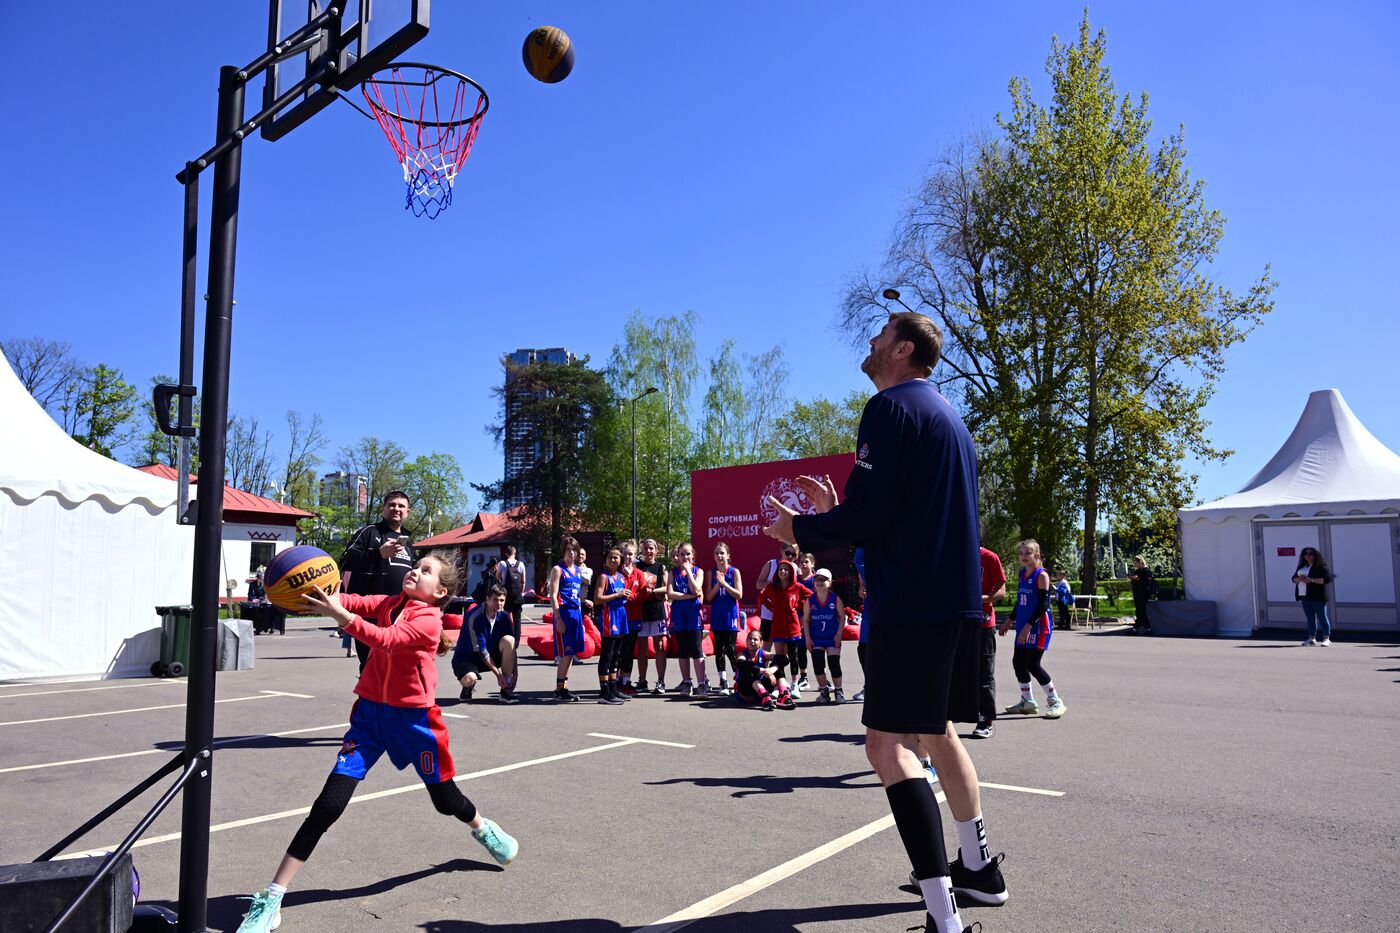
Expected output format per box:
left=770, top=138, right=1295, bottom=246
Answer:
left=792, top=379, right=981, bottom=628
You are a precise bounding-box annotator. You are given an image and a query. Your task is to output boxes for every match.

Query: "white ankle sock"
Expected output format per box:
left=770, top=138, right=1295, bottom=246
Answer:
left=267, top=882, right=286, bottom=896
left=956, top=814, right=990, bottom=870
left=1019, top=682, right=1033, bottom=701
left=918, top=875, right=963, bottom=933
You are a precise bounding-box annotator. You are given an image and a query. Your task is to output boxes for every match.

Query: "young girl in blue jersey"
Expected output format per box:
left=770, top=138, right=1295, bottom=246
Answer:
left=733, top=629, right=793, bottom=710
left=1002, top=539, right=1066, bottom=719
left=593, top=547, right=632, bottom=705
left=801, top=568, right=847, bottom=703
left=666, top=542, right=707, bottom=697
left=706, top=542, right=744, bottom=695
left=548, top=536, right=585, bottom=703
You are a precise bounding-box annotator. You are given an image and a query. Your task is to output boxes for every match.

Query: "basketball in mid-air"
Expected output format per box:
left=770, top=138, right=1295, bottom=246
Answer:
left=264, top=545, right=340, bottom=612
left=522, top=26, right=575, bottom=83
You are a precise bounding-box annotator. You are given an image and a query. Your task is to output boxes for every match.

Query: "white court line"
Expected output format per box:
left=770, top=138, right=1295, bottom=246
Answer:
left=0, top=721, right=350, bottom=775
left=979, top=780, right=1064, bottom=798
left=587, top=732, right=695, bottom=749
left=0, top=681, right=183, bottom=700
left=441, top=712, right=471, bottom=719
left=637, top=780, right=1066, bottom=933
left=0, top=690, right=308, bottom=728
left=57, top=734, right=673, bottom=859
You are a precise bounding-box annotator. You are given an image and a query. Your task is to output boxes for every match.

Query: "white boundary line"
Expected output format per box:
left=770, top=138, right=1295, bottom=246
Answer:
left=0, top=721, right=351, bottom=776
left=587, top=732, right=695, bottom=749
left=0, top=690, right=308, bottom=728
left=979, top=780, right=1065, bottom=798
left=0, top=681, right=183, bottom=700
left=56, top=734, right=678, bottom=859
left=636, top=780, right=1066, bottom=932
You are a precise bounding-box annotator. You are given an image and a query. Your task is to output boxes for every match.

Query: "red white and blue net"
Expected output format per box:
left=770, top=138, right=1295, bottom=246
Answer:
left=362, top=65, right=487, bottom=219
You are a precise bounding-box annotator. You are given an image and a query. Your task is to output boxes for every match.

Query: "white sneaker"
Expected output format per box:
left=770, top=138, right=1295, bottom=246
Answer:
left=1319, top=638, right=1332, bottom=646
left=1301, top=638, right=1316, bottom=647
left=852, top=688, right=865, bottom=701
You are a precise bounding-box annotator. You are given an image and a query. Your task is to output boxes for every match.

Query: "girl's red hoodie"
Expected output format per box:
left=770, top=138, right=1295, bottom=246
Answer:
left=759, top=559, right=811, bottom=641
left=339, top=593, right=444, bottom=708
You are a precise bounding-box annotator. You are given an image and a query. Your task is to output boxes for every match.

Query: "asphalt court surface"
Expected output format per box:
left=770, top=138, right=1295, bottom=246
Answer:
left=2, top=613, right=1397, bottom=932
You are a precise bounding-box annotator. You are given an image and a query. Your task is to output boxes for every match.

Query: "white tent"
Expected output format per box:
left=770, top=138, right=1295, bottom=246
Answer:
left=0, top=357, right=194, bottom=681
left=1179, top=389, right=1400, bottom=636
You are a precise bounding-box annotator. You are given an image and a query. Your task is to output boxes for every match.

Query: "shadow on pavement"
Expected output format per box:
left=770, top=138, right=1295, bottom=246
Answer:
left=154, top=735, right=343, bottom=752
left=180, top=858, right=501, bottom=930
left=418, top=899, right=917, bottom=932
left=645, top=770, right=881, bottom=798
left=777, top=732, right=865, bottom=746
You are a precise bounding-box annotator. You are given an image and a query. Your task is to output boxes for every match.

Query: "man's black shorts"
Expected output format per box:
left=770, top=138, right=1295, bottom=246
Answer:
left=861, top=618, right=980, bottom=735
left=452, top=653, right=485, bottom=681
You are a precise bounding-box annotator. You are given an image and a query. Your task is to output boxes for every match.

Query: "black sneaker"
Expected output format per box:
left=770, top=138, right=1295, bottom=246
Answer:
left=561, top=688, right=580, bottom=703
left=950, top=851, right=1007, bottom=907
left=459, top=685, right=475, bottom=703
left=971, top=720, right=994, bottom=739
left=498, top=689, right=518, bottom=705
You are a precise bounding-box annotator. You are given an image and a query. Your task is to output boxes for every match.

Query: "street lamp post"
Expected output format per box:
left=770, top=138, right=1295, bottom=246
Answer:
left=630, top=386, right=659, bottom=543
left=882, top=287, right=917, bottom=314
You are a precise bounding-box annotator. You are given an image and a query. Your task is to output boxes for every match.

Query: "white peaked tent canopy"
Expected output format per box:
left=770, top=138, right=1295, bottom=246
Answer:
left=1179, top=389, right=1400, bottom=636
left=0, top=356, right=193, bottom=680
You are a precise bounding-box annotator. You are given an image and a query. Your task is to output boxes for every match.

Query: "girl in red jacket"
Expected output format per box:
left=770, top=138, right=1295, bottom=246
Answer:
left=233, top=550, right=518, bottom=933
left=759, top=559, right=812, bottom=700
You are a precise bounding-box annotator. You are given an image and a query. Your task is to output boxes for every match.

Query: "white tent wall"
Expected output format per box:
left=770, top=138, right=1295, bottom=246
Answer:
left=0, top=491, right=193, bottom=680
left=1180, top=516, right=1254, bottom=637
left=0, top=357, right=195, bottom=681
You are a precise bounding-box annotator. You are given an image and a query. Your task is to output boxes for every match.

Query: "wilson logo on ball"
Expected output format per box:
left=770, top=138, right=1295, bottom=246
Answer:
left=264, top=545, right=341, bottom=612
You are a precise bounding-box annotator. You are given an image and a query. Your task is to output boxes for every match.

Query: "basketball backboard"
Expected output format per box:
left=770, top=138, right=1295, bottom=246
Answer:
left=261, top=0, right=429, bottom=141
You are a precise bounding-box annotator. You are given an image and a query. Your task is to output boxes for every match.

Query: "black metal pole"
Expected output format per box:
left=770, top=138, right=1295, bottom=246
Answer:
left=177, top=64, right=244, bottom=933
left=177, top=175, right=198, bottom=517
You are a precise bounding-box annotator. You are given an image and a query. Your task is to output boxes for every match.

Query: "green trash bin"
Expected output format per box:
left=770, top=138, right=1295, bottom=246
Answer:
left=152, top=605, right=193, bottom=678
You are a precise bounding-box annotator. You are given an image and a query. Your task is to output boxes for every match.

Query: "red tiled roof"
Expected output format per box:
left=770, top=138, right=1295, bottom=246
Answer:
left=416, top=507, right=529, bottom=549
left=134, top=464, right=316, bottom=519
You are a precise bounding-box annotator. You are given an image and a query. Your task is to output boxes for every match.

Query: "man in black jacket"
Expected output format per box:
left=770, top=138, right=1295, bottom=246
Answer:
left=339, top=490, right=416, bottom=672
left=1130, top=557, right=1155, bottom=635
left=765, top=312, right=1005, bottom=933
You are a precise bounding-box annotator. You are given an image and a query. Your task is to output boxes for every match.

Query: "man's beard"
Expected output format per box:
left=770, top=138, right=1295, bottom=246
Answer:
left=859, top=346, right=885, bottom=381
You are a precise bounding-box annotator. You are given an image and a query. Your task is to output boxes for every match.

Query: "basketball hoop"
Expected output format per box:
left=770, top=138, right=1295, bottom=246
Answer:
left=360, top=63, right=488, bottom=219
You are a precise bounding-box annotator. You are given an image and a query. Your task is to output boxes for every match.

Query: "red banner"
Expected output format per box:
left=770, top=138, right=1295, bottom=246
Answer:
left=690, top=453, right=856, bottom=607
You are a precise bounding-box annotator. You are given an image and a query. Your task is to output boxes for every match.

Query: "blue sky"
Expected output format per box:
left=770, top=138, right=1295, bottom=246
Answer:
left=2, top=1, right=1397, bottom=511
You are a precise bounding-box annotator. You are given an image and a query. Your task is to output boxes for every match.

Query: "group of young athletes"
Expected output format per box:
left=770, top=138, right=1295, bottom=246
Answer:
left=233, top=535, right=1066, bottom=932
left=465, top=537, right=862, bottom=709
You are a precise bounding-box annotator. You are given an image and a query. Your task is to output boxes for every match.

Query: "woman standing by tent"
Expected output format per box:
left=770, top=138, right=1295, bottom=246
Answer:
left=1293, top=547, right=1334, bottom=646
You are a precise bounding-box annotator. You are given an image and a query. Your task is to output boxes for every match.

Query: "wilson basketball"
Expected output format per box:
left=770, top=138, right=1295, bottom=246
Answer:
left=264, top=546, right=340, bottom=612
left=522, top=26, right=574, bottom=83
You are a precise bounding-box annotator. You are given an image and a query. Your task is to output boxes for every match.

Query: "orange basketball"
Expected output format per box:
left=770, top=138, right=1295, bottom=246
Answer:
left=522, top=26, right=575, bottom=84
left=264, top=546, right=340, bottom=612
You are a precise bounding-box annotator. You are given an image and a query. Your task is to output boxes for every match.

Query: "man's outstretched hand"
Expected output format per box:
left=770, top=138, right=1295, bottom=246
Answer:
left=795, top=474, right=838, bottom=513
left=763, top=496, right=798, bottom=546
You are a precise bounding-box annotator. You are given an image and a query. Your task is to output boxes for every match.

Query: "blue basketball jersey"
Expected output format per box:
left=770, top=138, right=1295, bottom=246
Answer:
left=1014, top=567, right=1052, bottom=649
left=670, top=566, right=702, bottom=632
left=709, top=566, right=741, bottom=631
left=602, top=571, right=630, bottom=637
left=556, top=563, right=582, bottom=610
left=807, top=591, right=840, bottom=646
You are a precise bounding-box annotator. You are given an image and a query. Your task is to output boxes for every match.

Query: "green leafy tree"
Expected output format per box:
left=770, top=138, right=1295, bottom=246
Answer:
left=476, top=356, right=615, bottom=565
left=778, top=390, right=865, bottom=459
left=606, top=310, right=700, bottom=544
left=840, top=14, right=1273, bottom=592
left=338, top=437, right=407, bottom=515
left=71, top=363, right=139, bottom=459
left=402, top=452, right=469, bottom=534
